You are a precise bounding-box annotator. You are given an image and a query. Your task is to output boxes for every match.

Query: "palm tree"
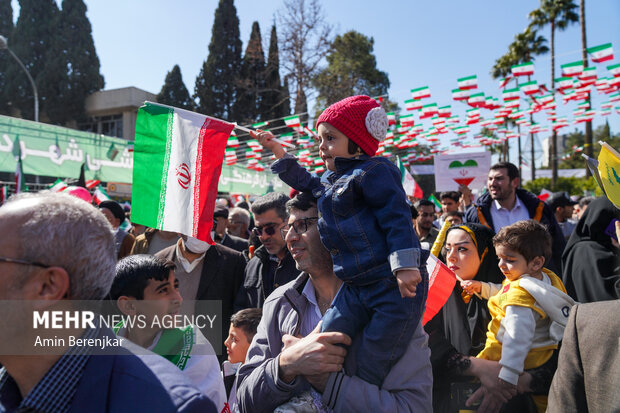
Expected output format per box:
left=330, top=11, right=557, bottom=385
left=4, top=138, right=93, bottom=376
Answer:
left=580, top=0, right=592, bottom=176
left=529, top=0, right=579, bottom=187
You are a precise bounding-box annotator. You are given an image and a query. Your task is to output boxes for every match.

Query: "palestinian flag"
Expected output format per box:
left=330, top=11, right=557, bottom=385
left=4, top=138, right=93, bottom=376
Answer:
left=49, top=179, right=68, bottom=193
left=561, top=61, right=584, bottom=77
left=587, top=43, right=614, bottom=63
left=92, top=186, right=111, bottom=205
left=405, top=99, right=423, bottom=111
left=457, top=75, right=478, bottom=90
left=452, top=88, right=470, bottom=101
left=131, top=102, right=233, bottom=243
left=411, top=86, right=431, bottom=99
left=511, top=62, right=534, bottom=76
left=503, top=88, right=520, bottom=101
left=608, top=63, right=620, bottom=77
left=284, top=115, right=301, bottom=128
left=520, top=80, right=540, bottom=95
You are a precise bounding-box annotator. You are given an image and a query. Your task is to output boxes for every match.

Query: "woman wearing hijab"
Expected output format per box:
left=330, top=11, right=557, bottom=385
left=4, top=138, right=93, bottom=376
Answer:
left=562, top=196, right=620, bottom=303
left=425, top=223, right=556, bottom=413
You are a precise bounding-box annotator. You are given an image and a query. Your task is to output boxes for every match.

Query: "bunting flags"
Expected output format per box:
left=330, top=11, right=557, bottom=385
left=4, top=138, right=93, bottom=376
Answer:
left=511, top=61, right=535, bottom=76
left=452, top=88, right=470, bottom=101
left=284, top=115, right=301, bottom=128
left=587, top=43, right=614, bottom=63
left=49, top=179, right=68, bottom=193
left=520, top=80, right=540, bottom=95
left=457, top=75, right=478, bottom=90
left=411, top=86, right=431, bottom=99
left=92, top=186, right=111, bottom=205
left=561, top=60, right=584, bottom=77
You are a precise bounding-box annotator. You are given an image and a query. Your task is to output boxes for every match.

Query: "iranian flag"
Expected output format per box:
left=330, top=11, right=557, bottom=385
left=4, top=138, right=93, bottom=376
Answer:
left=411, top=86, right=431, bottom=99
left=396, top=155, right=423, bottom=200
left=520, top=80, right=540, bottom=95
left=420, top=103, right=438, bottom=119
left=457, top=75, right=478, bottom=90
left=499, top=76, right=513, bottom=88
left=400, top=113, right=415, bottom=126
left=227, top=136, right=239, bottom=147
left=405, top=99, right=423, bottom=111
left=438, top=106, right=452, bottom=118
left=511, top=61, right=535, bottom=76
left=467, top=92, right=485, bottom=107
left=607, top=63, right=620, bottom=77
left=131, top=102, right=233, bottom=243
left=587, top=43, right=614, bottom=63
left=252, top=121, right=269, bottom=129
left=49, top=179, right=68, bottom=193
left=452, top=88, right=470, bottom=101
left=555, top=77, right=574, bottom=90
left=284, top=115, right=301, bottom=128
left=561, top=60, right=584, bottom=77
left=93, top=186, right=111, bottom=205
left=503, top=88, right=520, bottom=101
left=387, top=112, right=396, bottom=125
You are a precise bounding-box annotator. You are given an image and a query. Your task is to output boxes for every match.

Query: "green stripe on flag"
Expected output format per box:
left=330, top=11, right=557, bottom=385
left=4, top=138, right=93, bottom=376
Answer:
left=132, top=103, right=174, bottom=229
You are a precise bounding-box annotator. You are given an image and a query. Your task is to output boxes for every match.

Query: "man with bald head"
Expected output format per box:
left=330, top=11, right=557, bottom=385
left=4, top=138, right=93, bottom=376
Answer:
left=0, top=192, right=216, bottom=412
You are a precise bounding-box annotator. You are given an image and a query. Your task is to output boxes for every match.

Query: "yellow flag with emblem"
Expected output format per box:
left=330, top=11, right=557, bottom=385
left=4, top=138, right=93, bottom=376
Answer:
left=597, top=141, right=620, bottom=209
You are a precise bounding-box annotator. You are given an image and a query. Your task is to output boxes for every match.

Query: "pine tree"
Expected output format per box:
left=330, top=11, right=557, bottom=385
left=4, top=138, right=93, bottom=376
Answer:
left=194, top=0, right=242, bottom=120
left=281, top=76, right=291, bottom=117
left=233, top=21, right=265, bottom=124
left=3, top=0, right=67, bottom=123
left=157, top=65, right=195, bottom=110
left=0, top=0, right=14, bottom=115
left=58, top=0, right=104, bottom=123
left=261, top=24, right=287, bottom=122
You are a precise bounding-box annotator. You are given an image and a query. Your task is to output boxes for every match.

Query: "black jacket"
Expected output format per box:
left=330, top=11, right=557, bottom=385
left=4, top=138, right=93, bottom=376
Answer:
left=220, top=233, right=249, bottom=253
left=234, top=245, right=300, bottom=310
left=465, top=188, right=566, bottom=276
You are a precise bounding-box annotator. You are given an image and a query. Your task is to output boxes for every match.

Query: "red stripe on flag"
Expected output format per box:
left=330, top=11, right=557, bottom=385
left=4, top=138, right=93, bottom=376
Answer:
left=192, top=118, right=235, bottom=243
left=422, top=254, right=457, bottom=325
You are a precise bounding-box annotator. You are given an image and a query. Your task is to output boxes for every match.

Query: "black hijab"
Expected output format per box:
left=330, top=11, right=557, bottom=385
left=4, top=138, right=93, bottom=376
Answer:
left=562, top=197, right=620, bottom=302
left=439, top=223, right=504, bottom=356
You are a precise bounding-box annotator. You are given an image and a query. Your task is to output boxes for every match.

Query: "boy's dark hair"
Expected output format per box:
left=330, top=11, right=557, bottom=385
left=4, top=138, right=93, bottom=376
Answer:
left=251, top=192, right=290, bottom=221
left=347, top=140, right=361, bottom=155
left=286, top=191, right=317, bottom=213
left=490, top=162, right=520, bottom=181
left=415, top=199, right=435, bottom=210
left=109, top=255, right=175, bottom=300
left=493, top=220, right=552, bottom=263
left=440, top=191, right=460, bottom=203
left=444, top=211, right=463, bottom=219
left=230, top=308, right=262, bottom=342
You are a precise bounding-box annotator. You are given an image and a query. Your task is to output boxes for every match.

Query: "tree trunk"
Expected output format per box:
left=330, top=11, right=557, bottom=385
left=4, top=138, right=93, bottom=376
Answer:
left=581, top=0, right=593, bottom=177
left=550, top=21, right=558, bottom=188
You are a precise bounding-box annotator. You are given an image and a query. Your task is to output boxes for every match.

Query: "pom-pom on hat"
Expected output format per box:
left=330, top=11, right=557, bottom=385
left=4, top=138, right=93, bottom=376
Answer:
left=316, top=95, right=388, bottom=156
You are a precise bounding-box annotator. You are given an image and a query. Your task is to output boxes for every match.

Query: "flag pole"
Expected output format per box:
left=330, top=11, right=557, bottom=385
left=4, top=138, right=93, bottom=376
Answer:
left=233, top=123, right=296, bottom=149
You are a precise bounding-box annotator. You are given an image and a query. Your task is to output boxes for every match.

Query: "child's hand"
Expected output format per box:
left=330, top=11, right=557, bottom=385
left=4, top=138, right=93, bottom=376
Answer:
left=251, top=130, right=286, bottom=158
left=396, top=269, right=422, bottom=298
left=460, top=280, right=481, bottom=295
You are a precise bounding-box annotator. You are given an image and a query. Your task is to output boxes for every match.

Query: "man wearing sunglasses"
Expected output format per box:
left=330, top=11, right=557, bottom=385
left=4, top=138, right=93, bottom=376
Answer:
left=0, top=192, right=216, bottom=412
left=234, top=192, right=300, bottom=310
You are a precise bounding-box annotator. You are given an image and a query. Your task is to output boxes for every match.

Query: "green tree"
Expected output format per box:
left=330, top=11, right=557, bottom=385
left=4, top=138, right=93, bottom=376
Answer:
left=557, top=123, right=620, bottom=169
left=0, top=0, right=14, bottom=115
left=194, top=0, right=242, bottom=120
left=58, top=0, right=104, bottom=123
left=2, top=0, right=67, bottom=123
left=157, top=65, right=194, bottom=110
left=234, top=21, right=265, bottom=124
left=529, top=0, right=579, bottom=186
left=261, top=24, right=288, bottom=123
left=313, top=31, right=390, bottom=109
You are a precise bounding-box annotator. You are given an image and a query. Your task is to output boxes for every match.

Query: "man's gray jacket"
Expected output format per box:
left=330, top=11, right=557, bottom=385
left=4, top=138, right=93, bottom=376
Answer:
left=236, top=273, right=433, bottom=413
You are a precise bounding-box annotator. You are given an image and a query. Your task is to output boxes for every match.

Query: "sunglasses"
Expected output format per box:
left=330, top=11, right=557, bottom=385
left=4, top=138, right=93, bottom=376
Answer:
left=280, top=217, right=319, bottom=239
left=252, top=223, right=281, bottom=237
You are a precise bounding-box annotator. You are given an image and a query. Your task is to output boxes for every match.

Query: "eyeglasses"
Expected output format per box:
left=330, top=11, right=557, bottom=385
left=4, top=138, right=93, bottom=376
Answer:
left=280, top=217, right=319, bottom=239
left=252, top=223, right=281, bottom=237
left=0, top=256, right=50, bottom=268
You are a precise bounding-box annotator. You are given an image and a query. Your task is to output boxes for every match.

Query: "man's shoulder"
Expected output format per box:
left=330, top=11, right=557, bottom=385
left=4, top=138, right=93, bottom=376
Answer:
left=263, top=273, right=309, bottom=307
left=515, top=188, right=542, bottom=208
left=212, top=242, right=243, bottom=259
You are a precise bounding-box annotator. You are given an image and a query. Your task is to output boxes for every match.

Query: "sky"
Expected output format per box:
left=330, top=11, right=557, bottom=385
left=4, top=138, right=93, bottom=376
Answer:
left=8, top=0, right=620, bottom=171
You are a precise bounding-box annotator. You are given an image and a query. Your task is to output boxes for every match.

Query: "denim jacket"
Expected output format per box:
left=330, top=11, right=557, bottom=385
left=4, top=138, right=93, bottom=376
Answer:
left=272, top=153, right=421, bottom=284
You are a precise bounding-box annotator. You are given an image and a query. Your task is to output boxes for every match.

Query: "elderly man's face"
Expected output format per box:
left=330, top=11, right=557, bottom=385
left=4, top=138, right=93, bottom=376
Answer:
left=227, top=211, right=248, bottom=237
left=0, top=217, right=28, bottom=299
left=284, top=206, right=329, bottom=273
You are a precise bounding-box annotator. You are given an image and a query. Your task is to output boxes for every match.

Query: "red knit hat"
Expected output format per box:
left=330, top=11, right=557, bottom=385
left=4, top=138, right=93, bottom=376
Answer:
left=316, top=95, right=388, bottom=156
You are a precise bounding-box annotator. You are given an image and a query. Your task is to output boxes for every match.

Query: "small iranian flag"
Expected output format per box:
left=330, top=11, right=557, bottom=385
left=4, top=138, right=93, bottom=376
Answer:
left=467, top=92, right=485, bottom=107
left=511, top=61, right=535, bottom=76
left=227, top=136, right=240, bottom=147
left=420, top=103, right=438, bottom=119
left=428, top=194, right=442, bottom=211
left=457, top=75, right=478, bottom=90
left=503, top=88, right=520, bottom=101
left=452, top=88, right=470, bottom=101
left=251, top=121, right=269, bottom=129
left=555, top=77, right=574, bottom=90
left=132, top=102, right=233, bottom=243
left=405, top=99, right=423, bottom=111
left=520, top=80, right=540, bottom=95
left=607, top=63, right=620, bottom=77
left=92, top=186, right=111, bottom=205
left=49, top=179, right=68, bottom=193
left=587, top=43, right=614, bottom=63
left=400, top=113, right=415, bottom=126
left=499, top=76, right=513, bottom=88
left=561, top=60, right=584, bottom=77
left=411, top=86, right=431, bottom=99
left=284, top=115, right=301, bottom=128
left=387, top=112, right=396, bottom=125
left=438, top=106, right=451, bottom=118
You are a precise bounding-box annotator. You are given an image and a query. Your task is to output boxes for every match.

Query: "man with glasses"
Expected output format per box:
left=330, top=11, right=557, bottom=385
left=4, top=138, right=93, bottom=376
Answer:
left=234, top=192, right=300, bottom=309
left=414, top=200, right=440, bottom=250
left=237, top=192, right=432, bottom=412
left=0, top=192, right=216, bottom=412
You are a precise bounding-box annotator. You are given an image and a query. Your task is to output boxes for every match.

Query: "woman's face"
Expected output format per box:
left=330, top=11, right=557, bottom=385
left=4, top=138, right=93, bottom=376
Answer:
left=445, top=229, right=481, bottom=281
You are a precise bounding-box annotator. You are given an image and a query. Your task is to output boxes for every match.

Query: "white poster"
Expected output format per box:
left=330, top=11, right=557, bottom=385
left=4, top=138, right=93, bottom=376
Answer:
left=434, top=151, right=491, bottom=191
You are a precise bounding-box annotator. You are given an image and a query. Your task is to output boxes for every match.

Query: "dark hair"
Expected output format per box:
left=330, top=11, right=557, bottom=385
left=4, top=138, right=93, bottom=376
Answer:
left=415, top=199, right=435, bottom=209
left=493, top=220, right=552, bottom=263
left=409, top=204, right=418, bottom=220
left=579, top=196, right=595, bottom=208
left=109, top=255, right=175, bottom=300
left=347, top=139, right=361, bottom=155
left=440, top=191, right=460, bottom=203
left=286, top=191, right=317, bottom=213
left=490, top=162, right=520, bottom=181
left=444, top=211, right=463, bottom=219
left=230, top=308, right=262, bottom=342
left=251, top=192, right=290, bottom=221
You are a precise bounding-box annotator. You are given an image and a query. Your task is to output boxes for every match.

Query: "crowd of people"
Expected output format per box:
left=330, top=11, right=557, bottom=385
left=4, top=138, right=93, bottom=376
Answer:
left=0, top=95, right=618, bottom=413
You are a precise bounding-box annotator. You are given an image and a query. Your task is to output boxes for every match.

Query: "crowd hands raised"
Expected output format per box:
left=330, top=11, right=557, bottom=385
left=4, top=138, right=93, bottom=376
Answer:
left=0, top=96, right=618, bottom=413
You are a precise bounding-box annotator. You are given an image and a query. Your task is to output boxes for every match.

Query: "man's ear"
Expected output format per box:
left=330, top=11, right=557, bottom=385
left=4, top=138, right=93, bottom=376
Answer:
left=512, top=177, right=521, bottom=190
left=117, top=296, right=137, bottom=316
left=27, top=267, right=71, bottom=301
left=530, top=256, right=545, bottom=272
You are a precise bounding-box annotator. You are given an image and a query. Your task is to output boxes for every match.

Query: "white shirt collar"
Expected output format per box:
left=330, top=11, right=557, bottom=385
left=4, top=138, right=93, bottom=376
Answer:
left=492, top=194, right=525, bottom=212
left=175, top=241, right=206, bottom=273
